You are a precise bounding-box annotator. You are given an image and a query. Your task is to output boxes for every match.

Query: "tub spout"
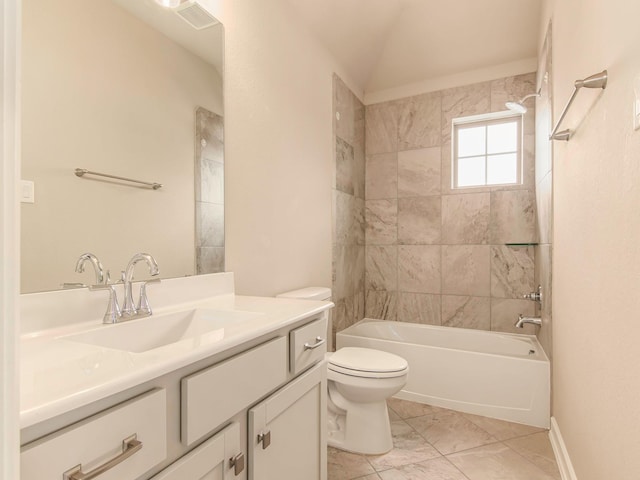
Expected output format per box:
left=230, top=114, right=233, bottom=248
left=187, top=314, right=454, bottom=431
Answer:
left=515, top=314, right=542, bottom=328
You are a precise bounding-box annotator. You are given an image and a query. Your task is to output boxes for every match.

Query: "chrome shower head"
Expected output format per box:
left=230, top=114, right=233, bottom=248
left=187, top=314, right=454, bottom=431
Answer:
left=505, top=92, right=541, bottom=113
left=505, top=101, right=528, bottom=114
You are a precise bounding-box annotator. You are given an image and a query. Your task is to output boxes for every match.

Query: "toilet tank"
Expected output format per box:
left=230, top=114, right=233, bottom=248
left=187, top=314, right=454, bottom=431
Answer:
left=277, top=287, right=333, bottom=350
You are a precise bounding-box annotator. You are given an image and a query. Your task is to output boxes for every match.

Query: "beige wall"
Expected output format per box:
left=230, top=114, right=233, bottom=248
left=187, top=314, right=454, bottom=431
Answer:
left=215, top=0, right=360, bottom=296
left=542, top=0, right=640, bottom=478
left=21, top=0, right=222, bottom=292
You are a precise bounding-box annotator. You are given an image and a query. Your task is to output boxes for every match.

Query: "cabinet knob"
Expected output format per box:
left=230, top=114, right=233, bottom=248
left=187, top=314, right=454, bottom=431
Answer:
left=229, top=452, right=245, bottom=476
left=257, top=430, right=271, bottom=449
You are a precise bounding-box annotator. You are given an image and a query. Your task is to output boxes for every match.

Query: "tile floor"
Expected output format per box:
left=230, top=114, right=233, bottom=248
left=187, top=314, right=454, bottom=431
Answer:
left=328, top=398, right=561, bottom=480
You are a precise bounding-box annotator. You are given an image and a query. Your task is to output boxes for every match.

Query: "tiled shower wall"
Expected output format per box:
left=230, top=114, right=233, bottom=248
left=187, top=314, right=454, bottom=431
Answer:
left=535, top=25, right=553, bottom=359
left=363, top=73, right=540, bottom=334
left=332, top=75, right=366, bottom=341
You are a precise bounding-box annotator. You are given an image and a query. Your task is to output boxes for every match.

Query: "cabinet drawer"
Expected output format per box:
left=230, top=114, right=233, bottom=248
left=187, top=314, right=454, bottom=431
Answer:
left=21, top=389, right=167, bottom=480
left=182, top=336, right=287, bottom=446
left=290, top=317, right=327, bottom=375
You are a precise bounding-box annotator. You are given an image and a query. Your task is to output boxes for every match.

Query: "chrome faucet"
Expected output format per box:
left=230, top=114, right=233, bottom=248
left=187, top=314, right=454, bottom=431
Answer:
left=515, top=314, right=542, bottom=328
left=75, top=252, right=107, bottom=285
left=89, top=283, right=122, bottom=324
left=121, top=253, right=160, bottom=318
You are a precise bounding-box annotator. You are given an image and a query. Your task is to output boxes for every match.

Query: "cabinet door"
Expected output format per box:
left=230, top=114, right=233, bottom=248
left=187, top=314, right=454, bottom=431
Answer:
left=152, top=422, right=244, bottom=480
left=248, top=362, right=326, bottom=480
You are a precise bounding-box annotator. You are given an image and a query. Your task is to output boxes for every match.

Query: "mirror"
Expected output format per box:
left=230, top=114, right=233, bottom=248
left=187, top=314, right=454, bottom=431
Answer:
left=21, top=0, right=224, bottom=293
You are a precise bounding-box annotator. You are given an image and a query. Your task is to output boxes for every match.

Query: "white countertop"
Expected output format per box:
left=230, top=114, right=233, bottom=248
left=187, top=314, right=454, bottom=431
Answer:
left=20, top=289, right=332, bottom=429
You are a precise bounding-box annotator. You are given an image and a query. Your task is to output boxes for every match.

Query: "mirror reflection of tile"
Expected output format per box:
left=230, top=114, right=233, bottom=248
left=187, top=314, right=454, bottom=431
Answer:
left=195, top=107, right=225, bottom=274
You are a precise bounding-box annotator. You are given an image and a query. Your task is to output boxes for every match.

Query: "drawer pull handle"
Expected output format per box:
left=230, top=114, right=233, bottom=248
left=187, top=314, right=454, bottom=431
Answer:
left=62, top=434, right=143, bottom=480
left=303, top=337, right=326, bottom=351
left=257, top=430, right=271, bottom=449
left=229, top=452, right=245, bottom=475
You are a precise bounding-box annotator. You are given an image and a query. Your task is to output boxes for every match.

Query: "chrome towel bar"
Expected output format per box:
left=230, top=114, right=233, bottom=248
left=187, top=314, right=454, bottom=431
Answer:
left=74, top=168, right=163, bottom=190
left=550, top=69, right=608, bottom=141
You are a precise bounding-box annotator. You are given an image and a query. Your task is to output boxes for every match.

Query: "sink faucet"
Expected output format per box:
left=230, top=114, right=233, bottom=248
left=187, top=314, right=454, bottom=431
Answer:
left=121, top=253, right=160, bottom=318
left=75, top=252, right=107, bottom=285
left=515, top=314, right=542, bottom=328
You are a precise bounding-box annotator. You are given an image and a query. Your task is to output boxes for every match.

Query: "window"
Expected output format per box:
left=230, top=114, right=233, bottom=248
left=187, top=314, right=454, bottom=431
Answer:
left=452, top=112, right=522, bottom=188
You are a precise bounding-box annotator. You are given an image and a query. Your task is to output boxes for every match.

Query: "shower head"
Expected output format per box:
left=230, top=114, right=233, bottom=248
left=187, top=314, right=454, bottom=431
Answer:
left=505, top=92, right=541, bottom=114
left=505, top=101, right=528, bottom=114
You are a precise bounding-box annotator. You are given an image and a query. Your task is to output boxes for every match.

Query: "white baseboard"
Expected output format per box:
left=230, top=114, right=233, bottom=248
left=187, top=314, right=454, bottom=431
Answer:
left=549, top=417, right=578, bottom=480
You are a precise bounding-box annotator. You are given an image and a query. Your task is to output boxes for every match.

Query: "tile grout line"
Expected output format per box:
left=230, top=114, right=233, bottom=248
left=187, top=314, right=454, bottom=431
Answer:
left=501, top=433, right=561, bottom=479
left=402, top=408, right=504, bottom=456
left=441, top=455, right=474, bottom=480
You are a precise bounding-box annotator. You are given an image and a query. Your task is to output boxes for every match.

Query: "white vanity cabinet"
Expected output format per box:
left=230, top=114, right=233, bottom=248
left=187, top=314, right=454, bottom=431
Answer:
left=248, top=361, right=327, bottom=480
left=20, top=310, right=329, bottom=480
left=152, top=422, right=243, bottom=480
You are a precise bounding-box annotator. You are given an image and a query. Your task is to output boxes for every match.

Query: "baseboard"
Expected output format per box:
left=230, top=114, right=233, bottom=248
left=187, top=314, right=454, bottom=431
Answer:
left=549, top=417, right=578, bottom=480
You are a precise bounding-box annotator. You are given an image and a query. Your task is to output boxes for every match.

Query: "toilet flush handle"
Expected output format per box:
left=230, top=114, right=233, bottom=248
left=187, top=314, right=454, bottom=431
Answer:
left=303, top=337, right=326, bottom=351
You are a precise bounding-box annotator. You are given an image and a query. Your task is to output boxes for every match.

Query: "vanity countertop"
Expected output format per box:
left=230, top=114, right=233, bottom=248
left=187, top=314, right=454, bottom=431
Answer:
left=20, top=292, right=332, bottom=429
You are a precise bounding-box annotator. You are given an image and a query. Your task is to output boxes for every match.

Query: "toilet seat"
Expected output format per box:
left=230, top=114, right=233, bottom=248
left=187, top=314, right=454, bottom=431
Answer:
left=328, top=347, right=408, bottom=379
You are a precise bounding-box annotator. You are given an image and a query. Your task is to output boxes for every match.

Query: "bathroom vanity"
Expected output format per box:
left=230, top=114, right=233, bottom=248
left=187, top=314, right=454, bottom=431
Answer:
left=19, top=273, right=331, bottom=480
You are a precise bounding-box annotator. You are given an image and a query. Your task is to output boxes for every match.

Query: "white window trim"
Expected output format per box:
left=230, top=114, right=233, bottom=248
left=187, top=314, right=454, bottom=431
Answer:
left=451, top=111, right=524, bottom=190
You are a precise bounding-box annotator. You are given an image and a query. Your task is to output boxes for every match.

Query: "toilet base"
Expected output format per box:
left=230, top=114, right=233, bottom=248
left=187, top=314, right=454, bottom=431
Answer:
left=327, top=397, right=393, bottom=455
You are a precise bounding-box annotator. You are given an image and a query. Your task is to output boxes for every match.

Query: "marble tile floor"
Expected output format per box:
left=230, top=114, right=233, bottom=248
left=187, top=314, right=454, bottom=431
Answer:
left=328, top=398, right=561, bottom=480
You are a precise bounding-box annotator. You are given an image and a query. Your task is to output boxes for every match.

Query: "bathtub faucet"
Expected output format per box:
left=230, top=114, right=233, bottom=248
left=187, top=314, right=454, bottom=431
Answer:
left=515, top=314, right=542, bottom=328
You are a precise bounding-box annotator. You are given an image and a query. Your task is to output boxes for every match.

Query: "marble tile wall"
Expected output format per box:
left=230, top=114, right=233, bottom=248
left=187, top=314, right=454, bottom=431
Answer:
left=195, top=107, right=225, bottom=274
left=333, top=75, right=366, bottom=345
left=364, top=73, right=539, bottom=334
left=535, top=24, right=554, bottom=361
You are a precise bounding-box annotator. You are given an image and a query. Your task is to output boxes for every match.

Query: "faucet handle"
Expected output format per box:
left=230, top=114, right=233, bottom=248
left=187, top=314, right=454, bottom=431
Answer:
left=137, top=278, right=161, bottom=316
left=523, top=285, right=542, bottom=303
left=89, top=284, right=122, bottom=324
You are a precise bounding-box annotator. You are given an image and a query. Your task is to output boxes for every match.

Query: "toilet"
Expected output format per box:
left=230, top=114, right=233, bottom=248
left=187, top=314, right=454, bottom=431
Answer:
left=277, top=287, right=409, bottom=455
left=326, top=347, right=408, bottom=454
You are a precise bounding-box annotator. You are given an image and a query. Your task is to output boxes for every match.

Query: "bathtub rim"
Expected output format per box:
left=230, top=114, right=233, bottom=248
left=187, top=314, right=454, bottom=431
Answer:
left=337, top=318, right=550, bottom=363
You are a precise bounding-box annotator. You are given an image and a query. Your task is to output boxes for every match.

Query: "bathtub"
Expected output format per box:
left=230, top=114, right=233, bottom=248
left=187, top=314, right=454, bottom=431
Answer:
left=336, top=319, right=550, bottom=428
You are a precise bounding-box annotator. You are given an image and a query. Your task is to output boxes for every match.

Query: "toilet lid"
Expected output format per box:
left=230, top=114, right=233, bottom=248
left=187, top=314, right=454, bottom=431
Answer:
left=328, top=347, right=408, bottom=377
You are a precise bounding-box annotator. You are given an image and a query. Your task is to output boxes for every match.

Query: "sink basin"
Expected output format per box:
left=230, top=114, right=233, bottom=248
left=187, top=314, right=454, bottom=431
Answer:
left=62, top=309, right=263, bottom=353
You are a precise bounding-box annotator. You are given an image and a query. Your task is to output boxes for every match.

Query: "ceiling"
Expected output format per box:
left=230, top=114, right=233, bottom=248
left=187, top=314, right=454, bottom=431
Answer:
left=285, top=0, right=541, bottom=100
left=112, top=0, right=223, bottom=75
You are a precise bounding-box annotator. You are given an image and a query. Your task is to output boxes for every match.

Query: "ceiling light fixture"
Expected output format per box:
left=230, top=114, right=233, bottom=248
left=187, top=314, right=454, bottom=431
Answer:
left=155, top=0, right=181, bottom=8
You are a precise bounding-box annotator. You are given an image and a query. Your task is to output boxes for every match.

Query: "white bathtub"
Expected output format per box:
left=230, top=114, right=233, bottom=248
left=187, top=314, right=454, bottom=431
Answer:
left=336, top=319, right=550, bottom=428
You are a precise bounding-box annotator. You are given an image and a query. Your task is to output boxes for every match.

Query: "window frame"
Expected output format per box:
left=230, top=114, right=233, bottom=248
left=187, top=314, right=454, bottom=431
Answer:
left=451, top=111, right=523, bottom=190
